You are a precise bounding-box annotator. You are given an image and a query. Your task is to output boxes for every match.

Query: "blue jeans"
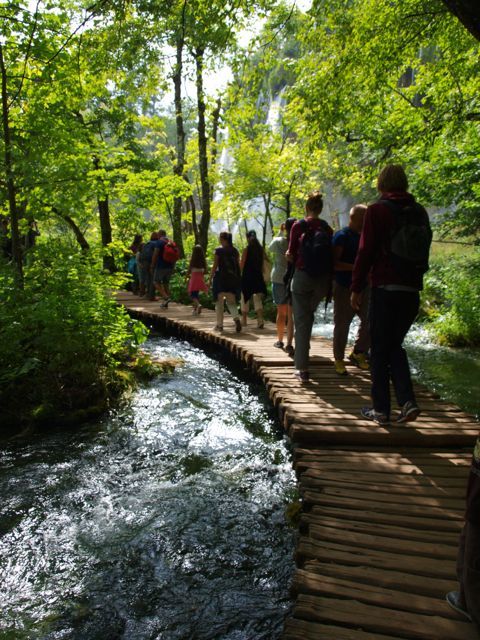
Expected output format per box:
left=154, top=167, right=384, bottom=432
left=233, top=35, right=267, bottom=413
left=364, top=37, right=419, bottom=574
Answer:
left=369, top=287, right=419, bottom=416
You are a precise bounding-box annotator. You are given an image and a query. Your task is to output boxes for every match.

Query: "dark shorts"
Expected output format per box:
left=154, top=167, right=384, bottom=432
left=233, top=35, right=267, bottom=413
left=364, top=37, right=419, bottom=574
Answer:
left=154, top=267, right=173, bottom=285
left=272, top=282, right=289, bottom=305
left=190, top=291, right=200, bottom=300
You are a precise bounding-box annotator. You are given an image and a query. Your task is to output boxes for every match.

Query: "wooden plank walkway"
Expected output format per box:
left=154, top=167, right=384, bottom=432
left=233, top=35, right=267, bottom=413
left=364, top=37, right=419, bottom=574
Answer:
left=117, top=293, right=479, bottom=639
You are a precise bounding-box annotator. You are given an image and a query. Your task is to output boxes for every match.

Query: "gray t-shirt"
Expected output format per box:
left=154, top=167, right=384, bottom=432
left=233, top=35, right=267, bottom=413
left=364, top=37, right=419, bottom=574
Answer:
left=268, top=236, right=288, bottom=284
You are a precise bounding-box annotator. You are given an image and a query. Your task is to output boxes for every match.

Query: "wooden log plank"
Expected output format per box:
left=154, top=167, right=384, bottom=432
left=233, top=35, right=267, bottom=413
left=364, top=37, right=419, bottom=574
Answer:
left=283, top=618, right=407, bottom=640
left=301, top=514, right=460, bottom=545
left=291, top=570, right=459, bottom=619
left=311, top=485, right=463, bottom=509
left=300, top=476, right=465, bottom=500
left=294, top=461, right=470, bottom=477
left=300, top=468, right=469, bottom=489
left=302, top=491, right=464, bottom=520
left=308, top=504, right=463, bottom=533
left=289, top=424, right=478, bottom=447
left=293, top=594, right=478, bottom=640
left=296, top=538, right=456, bottom=579
left=300, top=560, right=457, bottom=598
left=307, top=523, right=457, bottom=560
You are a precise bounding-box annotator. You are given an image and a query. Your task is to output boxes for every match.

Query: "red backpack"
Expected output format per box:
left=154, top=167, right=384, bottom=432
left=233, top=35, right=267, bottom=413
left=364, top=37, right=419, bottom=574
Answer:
left=162, top=240, right=180, bottom=264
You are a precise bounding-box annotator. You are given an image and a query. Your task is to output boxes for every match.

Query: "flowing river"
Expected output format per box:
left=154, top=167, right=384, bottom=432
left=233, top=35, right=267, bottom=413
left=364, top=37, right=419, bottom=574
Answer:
left=0, top=337, right=296, bottom=640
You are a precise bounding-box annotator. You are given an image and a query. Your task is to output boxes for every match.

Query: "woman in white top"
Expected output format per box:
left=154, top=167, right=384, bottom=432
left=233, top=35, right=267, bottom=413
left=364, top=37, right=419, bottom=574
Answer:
left=268, top=218, right=296, bottom=355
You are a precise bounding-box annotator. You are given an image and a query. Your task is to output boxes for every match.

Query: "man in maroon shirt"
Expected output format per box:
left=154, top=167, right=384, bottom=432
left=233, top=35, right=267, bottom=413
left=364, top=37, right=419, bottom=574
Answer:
left=447, top=436, right=480, bottom=626
left=350, top=164, right=432, bottom=425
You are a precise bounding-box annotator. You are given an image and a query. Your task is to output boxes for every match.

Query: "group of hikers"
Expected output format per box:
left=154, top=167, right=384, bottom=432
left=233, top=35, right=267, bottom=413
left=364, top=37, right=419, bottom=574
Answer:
left=128, top=163, right=431, bottom=426
left=127, top=162, right=479, bottom=628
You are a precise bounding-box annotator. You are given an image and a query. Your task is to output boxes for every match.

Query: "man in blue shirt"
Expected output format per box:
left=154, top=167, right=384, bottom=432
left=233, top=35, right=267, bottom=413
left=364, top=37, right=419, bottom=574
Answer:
left=332, top=204, right=370, bottom=375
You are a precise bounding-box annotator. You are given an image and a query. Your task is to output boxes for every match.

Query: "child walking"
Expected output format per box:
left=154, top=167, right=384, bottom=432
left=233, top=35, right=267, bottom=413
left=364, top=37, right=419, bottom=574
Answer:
left=187, top=245, right=208, bottom=315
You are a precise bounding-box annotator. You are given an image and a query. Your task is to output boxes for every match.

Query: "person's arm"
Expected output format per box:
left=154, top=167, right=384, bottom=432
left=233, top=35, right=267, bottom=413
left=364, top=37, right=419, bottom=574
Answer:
left=333, top=243, right=353, bottom=272
left=209, top=253, right=219, bottom=284
left=350, top=208, right=377, bottom=310
left=286, top=221, right=301, bottom=263
left=150, top=247, right=159, bottom=271
left=351, top=208, right=376, bottom=293
left=240, top=247, right=248, bottom=271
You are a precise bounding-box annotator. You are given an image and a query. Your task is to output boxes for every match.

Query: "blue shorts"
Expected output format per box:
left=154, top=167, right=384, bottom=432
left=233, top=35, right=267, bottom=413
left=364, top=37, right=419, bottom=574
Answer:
left=272, top=282, right=289, bottom=305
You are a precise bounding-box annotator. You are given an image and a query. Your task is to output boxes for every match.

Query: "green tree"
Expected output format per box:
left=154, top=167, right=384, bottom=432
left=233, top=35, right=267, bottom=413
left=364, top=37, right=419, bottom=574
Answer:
left=290, top=0, right=479, bottom=239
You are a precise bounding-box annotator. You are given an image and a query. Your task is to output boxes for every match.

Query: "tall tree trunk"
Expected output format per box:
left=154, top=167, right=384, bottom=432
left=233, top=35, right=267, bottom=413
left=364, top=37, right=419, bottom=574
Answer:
left=93, top=156, right=115, bottom=272
left=187, top=194, right=200, bottom=245
left=284, top=176, right=296, bottom=219
left=172, top=34, right=186, bottom=257
left=210, top=98, right=221, bottom=202
left=261, top=194, right=272, bottom=248
left=195, top=48, right=211, bottom=253
left=441, top=1, right=480, bottom=41
left=0, top=44, right=23, bottom=284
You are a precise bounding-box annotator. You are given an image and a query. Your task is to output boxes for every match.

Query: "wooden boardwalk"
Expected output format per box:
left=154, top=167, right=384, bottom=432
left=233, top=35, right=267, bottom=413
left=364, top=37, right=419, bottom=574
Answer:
left=117, top=293, right=479, bottom=640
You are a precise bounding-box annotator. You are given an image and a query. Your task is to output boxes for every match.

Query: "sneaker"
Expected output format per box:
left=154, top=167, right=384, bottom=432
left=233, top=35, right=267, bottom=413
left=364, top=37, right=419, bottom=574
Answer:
left=160, top=298, right=171, bottom=309
left=214, top=325, right=223, bottom=332
left=396, top=401, right=421, bottom=423
left=285, top=344, right=295, bottom=357
left=361, top=407, right=390, bottom=426
left=446, top=591, right=472, bottom=622
left=334, top=359, right=348, bottom=376
left=197, top=305, right=202, bottom=315
left=234, top=317, right=242, bottom=333
left=349, top=351, right=370, bottom=370
left=274, top=341, right=284, bottom=349
left=257, top=321, right=264, bottom=329
left=294, top=370, right=310, bottom=382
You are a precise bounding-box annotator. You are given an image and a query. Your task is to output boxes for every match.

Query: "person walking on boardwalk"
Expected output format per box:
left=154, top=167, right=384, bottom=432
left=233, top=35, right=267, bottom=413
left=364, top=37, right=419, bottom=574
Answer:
left=286, top=191, right=334, bottom=382
left=209, top=232, right=242, bottom=333
left=269, top=218, right=296, bottom=355
left=139, top=231, right=158, bottom=300
left=351, top=164, right=432, bottom=425
left=128, top=234, right=143, bottom=295
left=447, top=436, right=480, bottom=628
left=240, top=230, right=268, bottom=329
left=151, top=230, right=179, bottom=308
left=332, top=205, right=370, bottom=376
left=187, top=245, right=208, bottom=315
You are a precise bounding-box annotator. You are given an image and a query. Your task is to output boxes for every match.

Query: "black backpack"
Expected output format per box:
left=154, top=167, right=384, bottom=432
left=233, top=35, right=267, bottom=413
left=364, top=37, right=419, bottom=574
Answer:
left=381, top=200, right=432, bottom=278
left=219, top=249, right=241, bottom=289
left=299, top=219, right=333, bottom=277
left=139, top=241, right=156, bottom=264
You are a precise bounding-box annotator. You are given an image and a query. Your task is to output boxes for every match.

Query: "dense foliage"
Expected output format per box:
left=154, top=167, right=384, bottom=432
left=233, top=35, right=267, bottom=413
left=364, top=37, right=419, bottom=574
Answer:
left=0, top=242, right=148, bottom=429
left=422, top=247, right=480, bottom=346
